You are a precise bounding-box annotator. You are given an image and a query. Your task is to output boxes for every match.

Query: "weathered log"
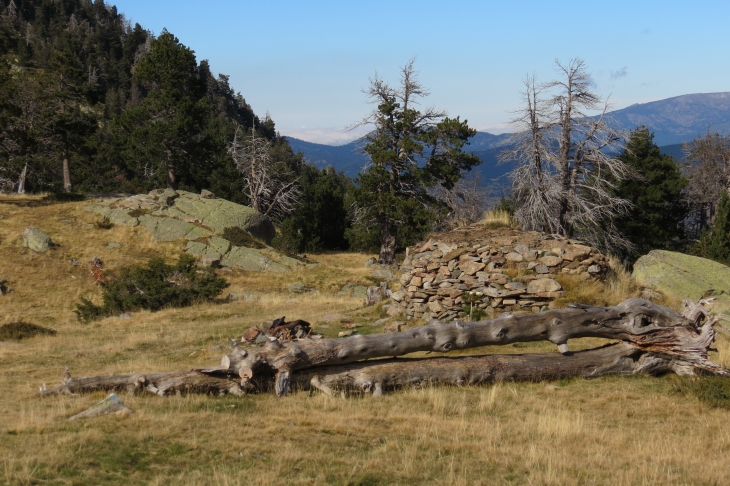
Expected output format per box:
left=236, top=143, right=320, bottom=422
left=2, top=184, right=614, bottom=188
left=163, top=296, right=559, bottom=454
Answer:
left=38, top=341, right=725, bottom=398
left=38, top=366, right=246, bottom=397
left=230, top=298, right=724, bottom=395
left=292, top=342, right=699, bottom=396
left=38, top=299, right=728, bottom=398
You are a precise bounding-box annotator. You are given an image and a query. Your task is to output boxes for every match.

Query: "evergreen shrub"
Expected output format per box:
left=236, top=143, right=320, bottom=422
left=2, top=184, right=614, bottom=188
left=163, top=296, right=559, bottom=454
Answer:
left=75, top=255, right=229, bottom=322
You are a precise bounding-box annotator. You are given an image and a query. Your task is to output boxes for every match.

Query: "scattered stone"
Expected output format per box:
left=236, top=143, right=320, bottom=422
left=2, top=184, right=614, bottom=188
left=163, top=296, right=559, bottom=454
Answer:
left=538, top=255, right=562, bottom=267
left=242, top=327, right=262, bottom=343
left=384, top=321, right=405, bottom=333
left=227, top=292, right=256, bottom=302
left=118, top=313, right=131, bottom=319
left=505, top=252, right=524, bottom=262
left=371, top=318, right=390, bottom=327
left=106, top=242, right=121, bottom=249
left=527, top=278, right=562, bottom=294
left=390, top=290, right=406, bottom=302
left=460, top=261, right=486, bottom=275
left=200, top=189, right=216, bottom=199
left=69, top=393, right=133, bottom=421
left=587, top=265, right=602, bottom=274
left=338, top=330, right=354, bottom=337
left=535, top=265, right=549, bottom=274
left=22, top=227, right=52, bottom=252
left=365, top=257, right=378, bottom=267
left=386, top=303, right=405, bottom=316
left=372, top=268, right=394, bottom=280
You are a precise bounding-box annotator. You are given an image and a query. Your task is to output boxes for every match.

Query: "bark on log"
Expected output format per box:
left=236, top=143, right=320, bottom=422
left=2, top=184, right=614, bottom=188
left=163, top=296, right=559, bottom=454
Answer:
left=227, top=298, right=725, bottom=395
left=293, top=342, right=697, bottom=396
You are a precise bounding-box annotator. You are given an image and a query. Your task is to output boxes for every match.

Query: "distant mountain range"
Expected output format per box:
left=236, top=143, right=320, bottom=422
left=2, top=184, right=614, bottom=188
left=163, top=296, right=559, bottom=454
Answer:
left=285, top=92, right=730, bottom=183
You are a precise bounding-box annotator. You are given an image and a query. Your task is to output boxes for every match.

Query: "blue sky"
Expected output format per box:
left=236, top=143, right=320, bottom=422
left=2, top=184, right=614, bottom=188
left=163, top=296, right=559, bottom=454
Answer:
left=114, top=0, right=730, bottom=144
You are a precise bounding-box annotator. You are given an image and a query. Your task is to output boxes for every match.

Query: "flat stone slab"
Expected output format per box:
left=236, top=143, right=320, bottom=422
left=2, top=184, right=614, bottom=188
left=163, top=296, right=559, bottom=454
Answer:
left=69, top=393, right=133, bottom=421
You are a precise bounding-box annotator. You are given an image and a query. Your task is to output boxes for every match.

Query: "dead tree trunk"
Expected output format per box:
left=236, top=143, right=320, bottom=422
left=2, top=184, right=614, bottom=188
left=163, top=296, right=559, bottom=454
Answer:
left=38, top=299, right=728, bottom=398
left=225, top=298, right=724, bottom=395
left=294, top=342, right=703, bottom=397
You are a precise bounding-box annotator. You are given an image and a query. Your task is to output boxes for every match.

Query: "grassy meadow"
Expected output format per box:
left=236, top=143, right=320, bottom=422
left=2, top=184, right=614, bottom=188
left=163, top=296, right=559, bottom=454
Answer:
left=1, top=194, right=730, bottom=485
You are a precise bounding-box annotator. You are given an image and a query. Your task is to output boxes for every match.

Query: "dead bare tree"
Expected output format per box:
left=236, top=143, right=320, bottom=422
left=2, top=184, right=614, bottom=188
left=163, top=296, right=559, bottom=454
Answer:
left=502, top=60, right=632, bottom=252
left=682, top=131, right=730, bottom=236
left=432, top=172, right=490, bottom=228
left=228, top=124, right=302, bottom=221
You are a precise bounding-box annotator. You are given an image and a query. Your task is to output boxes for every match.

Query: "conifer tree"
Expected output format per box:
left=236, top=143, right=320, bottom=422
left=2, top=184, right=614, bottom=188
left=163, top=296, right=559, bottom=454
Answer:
left=613, top=127, right=688, bottom=257
left=695, top=191, right=730, bottom=264
left=348, top=60, right=480, bottom=264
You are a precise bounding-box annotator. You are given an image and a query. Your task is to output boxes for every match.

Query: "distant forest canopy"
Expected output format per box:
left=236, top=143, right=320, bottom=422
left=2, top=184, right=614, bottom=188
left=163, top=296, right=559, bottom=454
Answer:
left=0, top=0, right=300, bottom=202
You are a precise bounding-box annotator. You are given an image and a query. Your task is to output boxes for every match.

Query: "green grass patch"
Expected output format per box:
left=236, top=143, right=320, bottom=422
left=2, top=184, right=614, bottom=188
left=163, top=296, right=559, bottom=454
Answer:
left=675, top=376, right=730, bottom=409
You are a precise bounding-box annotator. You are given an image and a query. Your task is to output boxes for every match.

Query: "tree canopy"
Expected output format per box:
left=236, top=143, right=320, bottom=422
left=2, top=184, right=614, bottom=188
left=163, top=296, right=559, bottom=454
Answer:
left=613, top=127, right=688, bottom=258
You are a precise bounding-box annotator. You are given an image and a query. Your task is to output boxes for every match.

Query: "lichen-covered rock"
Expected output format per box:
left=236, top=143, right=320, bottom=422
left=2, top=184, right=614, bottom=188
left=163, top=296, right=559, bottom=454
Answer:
left=220, top=246, right=288, bottom=272
left=633, top=250, right=730, bottom=318
left=139, top=215, right=212, bottom=241
left=22, top=227, right=52, bottom=252
left=172, top=192, right=275, bottom=243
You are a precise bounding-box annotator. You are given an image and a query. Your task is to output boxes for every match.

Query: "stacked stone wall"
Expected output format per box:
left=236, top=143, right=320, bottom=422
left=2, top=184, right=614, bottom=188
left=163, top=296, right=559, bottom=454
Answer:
left=390, top=233, right=610, bottom=320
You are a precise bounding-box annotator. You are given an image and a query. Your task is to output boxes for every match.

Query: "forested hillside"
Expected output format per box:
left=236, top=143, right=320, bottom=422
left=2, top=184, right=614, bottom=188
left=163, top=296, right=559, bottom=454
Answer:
left=0, top=0, right=299, bottom=202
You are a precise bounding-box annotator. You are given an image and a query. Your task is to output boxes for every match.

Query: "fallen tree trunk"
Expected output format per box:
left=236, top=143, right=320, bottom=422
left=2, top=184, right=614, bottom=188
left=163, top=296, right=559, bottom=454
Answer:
left=38, top=299, right=728, bottom=398
left=227, top=298, right=725, bottom=395
left=294, top=342, right=700, bottom=397
left=38, top=367, right=248, bottom=397
left=39, top=341, right=723, bottom=398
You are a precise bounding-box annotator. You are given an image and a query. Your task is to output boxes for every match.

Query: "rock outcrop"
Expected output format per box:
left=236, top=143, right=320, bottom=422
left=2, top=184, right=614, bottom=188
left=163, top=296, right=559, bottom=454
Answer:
left=633, top=250, right=730, bottom=318
left=394, top=229, right=610, bottom=320
left=85, top=190, right=300, bottom=272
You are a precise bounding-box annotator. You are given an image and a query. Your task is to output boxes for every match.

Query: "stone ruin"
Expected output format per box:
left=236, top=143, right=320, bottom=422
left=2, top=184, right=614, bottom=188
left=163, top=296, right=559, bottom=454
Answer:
left=390, top=229, right=611, bottom=321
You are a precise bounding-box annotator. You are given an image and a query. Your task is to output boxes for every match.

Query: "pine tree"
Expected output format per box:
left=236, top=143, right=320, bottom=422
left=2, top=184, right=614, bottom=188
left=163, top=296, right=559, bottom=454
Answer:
left=348, top=60, right=481, bottom=263
left=613, top=127, right=688, bottom=258
left=696, top=191, right=730, bottom=264
left=118, top=29, right=210, bottom=190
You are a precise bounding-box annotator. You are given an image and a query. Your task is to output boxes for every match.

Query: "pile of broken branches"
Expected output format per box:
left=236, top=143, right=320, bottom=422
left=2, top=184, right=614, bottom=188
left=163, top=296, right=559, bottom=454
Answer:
left=40, top=298, right=729, bottom=399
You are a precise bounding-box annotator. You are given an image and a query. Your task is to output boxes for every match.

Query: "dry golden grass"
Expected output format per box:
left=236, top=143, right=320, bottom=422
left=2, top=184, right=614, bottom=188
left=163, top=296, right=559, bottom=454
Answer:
left=2, top=195, right=730, bottom=485
left=481, top=209, right=515, bottom=229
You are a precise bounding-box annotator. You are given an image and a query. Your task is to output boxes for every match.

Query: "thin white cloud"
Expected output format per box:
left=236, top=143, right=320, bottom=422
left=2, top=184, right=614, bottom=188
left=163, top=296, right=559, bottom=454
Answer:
left=610, top=67, right=628, bottom=79
left=281, top=126, right=370, bottom=145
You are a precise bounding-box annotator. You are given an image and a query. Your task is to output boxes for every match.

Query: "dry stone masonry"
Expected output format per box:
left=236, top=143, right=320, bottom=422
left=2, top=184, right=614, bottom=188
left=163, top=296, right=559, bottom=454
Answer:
left=392, top=229, right=610, bottom=320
